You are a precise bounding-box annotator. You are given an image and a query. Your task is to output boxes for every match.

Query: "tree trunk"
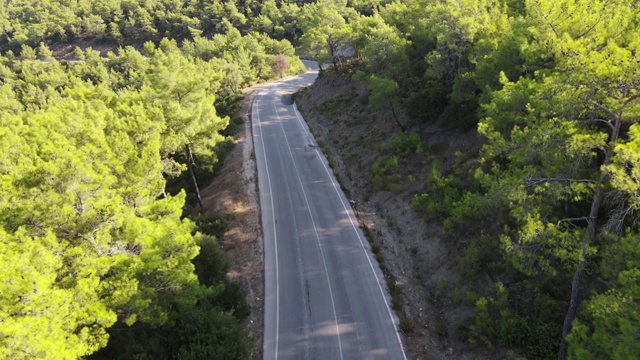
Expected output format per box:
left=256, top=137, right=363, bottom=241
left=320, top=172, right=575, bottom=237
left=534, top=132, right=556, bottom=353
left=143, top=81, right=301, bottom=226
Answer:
left=185, top=144, right=204, bottom=212
left=329, top=41, right=338, bottom=68
left=558, top=115, right=622, bottom=360
left=557, top=190, right=598, bottom=360
left=389, top=100, right=405, bottom=132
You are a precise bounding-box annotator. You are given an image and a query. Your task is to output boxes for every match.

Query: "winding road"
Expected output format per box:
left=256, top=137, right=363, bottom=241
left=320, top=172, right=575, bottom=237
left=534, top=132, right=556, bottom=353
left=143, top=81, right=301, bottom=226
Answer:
left=253, top=62, right=407, bottom=360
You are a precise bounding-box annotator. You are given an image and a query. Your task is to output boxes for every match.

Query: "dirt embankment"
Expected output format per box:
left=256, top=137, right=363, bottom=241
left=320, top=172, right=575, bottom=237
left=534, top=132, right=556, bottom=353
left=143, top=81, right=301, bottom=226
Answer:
left=199, top=85, right=265, bottom=359
left=294, top=67, right=491, bottom=360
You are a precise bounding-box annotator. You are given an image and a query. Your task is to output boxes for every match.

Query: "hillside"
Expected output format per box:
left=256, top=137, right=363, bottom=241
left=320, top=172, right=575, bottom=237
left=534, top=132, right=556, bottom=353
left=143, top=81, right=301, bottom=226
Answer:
left=291, top=1, right=640, bottom=358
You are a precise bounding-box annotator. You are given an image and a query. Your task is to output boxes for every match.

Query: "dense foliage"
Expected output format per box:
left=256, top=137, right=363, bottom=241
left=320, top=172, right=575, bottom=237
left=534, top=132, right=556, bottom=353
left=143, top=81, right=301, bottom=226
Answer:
left=294, top=0, right=640, bottom=359
left=0, top=0, right=328, bottom=50
left=0, top=6, right=304, bottom=356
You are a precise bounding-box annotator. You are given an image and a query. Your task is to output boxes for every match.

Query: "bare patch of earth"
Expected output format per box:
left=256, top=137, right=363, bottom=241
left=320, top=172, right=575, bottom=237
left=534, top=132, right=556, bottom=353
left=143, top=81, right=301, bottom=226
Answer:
left=295, top=68, right=494, bottom=360
left=199, top=85, right=266, bottom=359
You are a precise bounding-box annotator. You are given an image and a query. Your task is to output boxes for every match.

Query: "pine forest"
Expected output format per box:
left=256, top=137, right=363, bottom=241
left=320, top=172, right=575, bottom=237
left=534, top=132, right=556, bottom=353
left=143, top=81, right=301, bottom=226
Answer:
left=0, top=1, right=639, bottom=359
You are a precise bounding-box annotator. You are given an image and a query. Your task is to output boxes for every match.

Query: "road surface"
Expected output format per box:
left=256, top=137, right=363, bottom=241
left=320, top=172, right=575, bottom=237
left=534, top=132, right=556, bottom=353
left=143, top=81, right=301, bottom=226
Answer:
left=253, top=62, right=407, bottom=360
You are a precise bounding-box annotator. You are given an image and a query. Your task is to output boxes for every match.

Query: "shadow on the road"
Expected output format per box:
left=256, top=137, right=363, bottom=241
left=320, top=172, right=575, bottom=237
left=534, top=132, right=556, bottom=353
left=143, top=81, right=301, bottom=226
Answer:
left=281, top=93, right=294, bottom=106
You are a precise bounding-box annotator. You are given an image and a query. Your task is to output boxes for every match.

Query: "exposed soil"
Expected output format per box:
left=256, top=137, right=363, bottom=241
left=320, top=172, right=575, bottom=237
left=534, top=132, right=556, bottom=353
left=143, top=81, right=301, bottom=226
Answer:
left=199, top=85, right=266, bottom=359
left=294, top=67, right=493, bottom=360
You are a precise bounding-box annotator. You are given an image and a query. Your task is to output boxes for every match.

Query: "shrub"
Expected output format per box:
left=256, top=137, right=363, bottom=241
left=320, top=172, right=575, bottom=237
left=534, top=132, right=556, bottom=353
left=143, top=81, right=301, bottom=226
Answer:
left=411, top=162, right=461, bottom=218
left=270, top=54, right=290, bottom=78
left=468, top=281, right=562, bottom=359
left=391, top=132, right=423, bottom=157
left=372, top=155, right=399, bottom=176
left=371, top=156, right=400, bottom=190
left=216, top=282, right=251, bottom=320
left=411, top=193, right=439, bottom=217
left=192, top=234, right=228, bottom=287
left=193, top=215, right=228, bottom=236
left=456, top=236, right=503, bottom=278
left=399, top=315, right=416, bottom=334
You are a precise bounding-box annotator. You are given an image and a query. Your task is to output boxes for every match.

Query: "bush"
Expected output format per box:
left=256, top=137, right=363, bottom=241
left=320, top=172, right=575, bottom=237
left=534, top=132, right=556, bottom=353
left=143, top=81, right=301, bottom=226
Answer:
left=405, top=82, right=448, bottom=123
left=193, top=215, right=228, bottom=236
left=399, top=315, right=416, bottom=334
left=411, top=193, right=438, bottom=216
left=391, top=132, right=423, bottom=157
left=94, top=300, right=248, bottom=360
left=192, top=234, right=229, bottom=287
left=371, top=156, right=400, bottom=190
left=216, top=282, right=251, bottom=320
left=173, top=300, right=248, bottom=360
left=468, top=281, right=562, bottom=359
left=372, top=156, right=399, bottom=176
left=411, top=163, right=460, bottom=218
left=456, top=236, right=503, bottom=278
left=271, top=54, right=290, bottom=78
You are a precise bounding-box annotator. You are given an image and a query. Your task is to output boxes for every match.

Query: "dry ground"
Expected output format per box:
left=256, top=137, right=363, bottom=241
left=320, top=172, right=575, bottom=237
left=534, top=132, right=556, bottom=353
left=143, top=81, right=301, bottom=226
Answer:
left=199, top=85, right=266, bottom=359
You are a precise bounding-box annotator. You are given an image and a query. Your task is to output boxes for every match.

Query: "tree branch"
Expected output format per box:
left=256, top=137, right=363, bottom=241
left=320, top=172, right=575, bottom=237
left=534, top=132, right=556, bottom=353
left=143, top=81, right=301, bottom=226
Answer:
left=575, top=14, right=606, bottom=39
left=578, top=118, right=614, bottom=132
left=624, top=93, right=640, bottom=107
left=534, top=4, right=560, bottom=39
left=524, top=177, right=597, bottom=188
left=556, top=217, right=591, bottom=227
left=593, top=102, right=617, bottom=119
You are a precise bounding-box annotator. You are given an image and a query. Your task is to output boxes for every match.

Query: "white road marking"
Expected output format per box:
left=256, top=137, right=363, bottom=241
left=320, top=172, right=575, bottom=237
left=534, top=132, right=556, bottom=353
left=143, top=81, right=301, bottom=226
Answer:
left=292, top=103, right=408, bottom=360
left=272, top=97, right=345, bottom=360
left=254, top=92, right=281, bottom=359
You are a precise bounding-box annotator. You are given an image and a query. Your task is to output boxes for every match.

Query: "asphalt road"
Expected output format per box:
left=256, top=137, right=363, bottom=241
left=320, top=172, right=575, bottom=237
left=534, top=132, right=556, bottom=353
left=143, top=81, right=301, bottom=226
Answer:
left=253, top=62, right=407, bottom=360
